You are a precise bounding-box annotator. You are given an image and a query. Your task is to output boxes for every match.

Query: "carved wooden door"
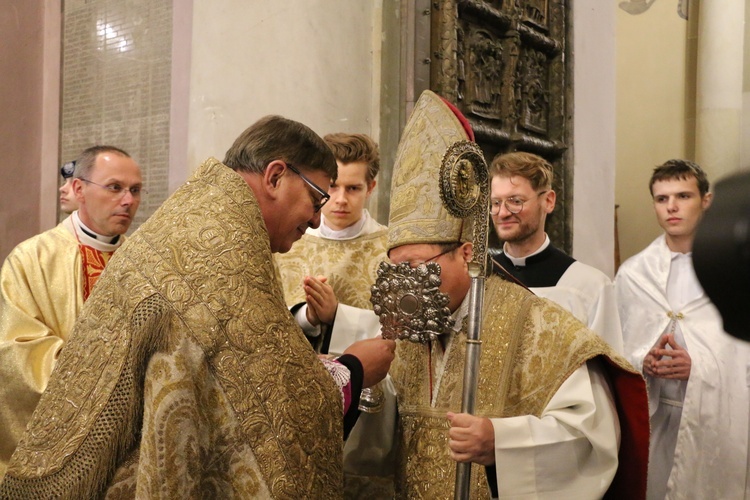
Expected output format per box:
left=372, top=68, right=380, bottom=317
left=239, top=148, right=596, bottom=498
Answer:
left=429, top=0, right=571, bottom=251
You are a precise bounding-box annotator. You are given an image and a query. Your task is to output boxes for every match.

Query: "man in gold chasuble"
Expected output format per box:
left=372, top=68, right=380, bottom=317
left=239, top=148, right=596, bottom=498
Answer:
left=0, top=145, right=142, bottom=477
left=377, top=90, right=650, bottom=499
left=0, top=116, right=395, bottom=499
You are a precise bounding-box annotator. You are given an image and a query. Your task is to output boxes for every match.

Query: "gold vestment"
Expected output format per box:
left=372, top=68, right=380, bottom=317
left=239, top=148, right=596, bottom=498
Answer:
left=275, top=229, right=388, bottom=309
left=0, top=158, right=344, bottom=499
left=276, top=227, right=393, bottom=499
left=391, top=275, right=649, bottom=499
left=0, top=223, right=84, bottom=476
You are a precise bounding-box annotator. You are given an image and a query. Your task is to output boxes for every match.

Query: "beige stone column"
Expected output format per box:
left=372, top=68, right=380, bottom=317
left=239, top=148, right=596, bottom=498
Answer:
left=694, top=0, right=745, bottom=180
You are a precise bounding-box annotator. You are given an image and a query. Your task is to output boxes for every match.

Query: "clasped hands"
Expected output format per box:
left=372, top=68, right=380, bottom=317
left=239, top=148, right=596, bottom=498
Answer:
left=304, top=275, right=338, bottom=326
left=642, top=332, right=691, bottom=380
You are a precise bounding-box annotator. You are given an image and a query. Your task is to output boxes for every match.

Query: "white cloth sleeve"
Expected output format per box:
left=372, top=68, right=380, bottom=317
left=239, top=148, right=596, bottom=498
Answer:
left=587, top=281, right=625, bottom=355
left=491, top=359, right=620, bottom=499
left=292, top=303, right=381, bottom=353
left=326, top=303, right=382, bottom=355
left=293, top=303, right=322, bottom=337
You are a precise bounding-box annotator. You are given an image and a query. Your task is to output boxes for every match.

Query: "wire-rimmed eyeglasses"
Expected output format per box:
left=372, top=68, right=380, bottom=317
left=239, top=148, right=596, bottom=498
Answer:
left=80, top=178, right=146, bottom=198
left=286, top=163, right=330, bottom=213
left=490, top=190, right=548, bottom=216
left=408, top=243, right=462, bottom=268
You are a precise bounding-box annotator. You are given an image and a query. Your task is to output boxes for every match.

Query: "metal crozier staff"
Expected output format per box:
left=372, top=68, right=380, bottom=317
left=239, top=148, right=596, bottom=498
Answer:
left=438, top=141, right=490, bottom=499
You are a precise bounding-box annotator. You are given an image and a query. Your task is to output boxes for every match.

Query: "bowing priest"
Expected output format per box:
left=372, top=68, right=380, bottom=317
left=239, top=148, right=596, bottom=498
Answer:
left=0, top=145, right=142, bottom=476
left=0, top=115, right=395, bottom=498
left=372, top=90, right=649, bottom=498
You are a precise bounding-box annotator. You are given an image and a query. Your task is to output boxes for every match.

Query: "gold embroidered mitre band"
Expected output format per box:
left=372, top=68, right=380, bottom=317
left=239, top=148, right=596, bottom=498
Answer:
left=387, top=90, right=477, bottom=251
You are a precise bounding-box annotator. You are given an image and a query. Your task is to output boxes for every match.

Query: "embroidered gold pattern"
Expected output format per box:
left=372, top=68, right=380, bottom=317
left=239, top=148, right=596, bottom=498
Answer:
left=391, top=275, right=632, bottom=499
left=2, top=158, right=344, bottom=499
left=275, top=229, right=388, bottom=309
left=387, top=91, right=475, bottom=251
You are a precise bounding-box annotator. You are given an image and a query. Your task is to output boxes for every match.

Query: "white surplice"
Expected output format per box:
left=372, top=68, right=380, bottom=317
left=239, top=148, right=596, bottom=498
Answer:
left=616, top=235, right=750, bottom=500
left=531, top=262, right=623, bottom=353
left=501, top=235, right=624, bottom=353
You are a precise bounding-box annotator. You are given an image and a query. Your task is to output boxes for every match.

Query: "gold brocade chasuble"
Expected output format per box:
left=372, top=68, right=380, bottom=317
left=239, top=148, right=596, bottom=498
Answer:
left=275, top=230, right=388, bottom=309
left=391, top=275, right=648, bottom=500
left=0, top=158, right=344, bottom=499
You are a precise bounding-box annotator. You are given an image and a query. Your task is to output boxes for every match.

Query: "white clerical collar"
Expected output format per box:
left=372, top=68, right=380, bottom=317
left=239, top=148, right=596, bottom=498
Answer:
left=503, top=234, right=551, bottom=267
left=319, top=210, right=370, bottom=240
left=67, top=212, right=122, bottom=251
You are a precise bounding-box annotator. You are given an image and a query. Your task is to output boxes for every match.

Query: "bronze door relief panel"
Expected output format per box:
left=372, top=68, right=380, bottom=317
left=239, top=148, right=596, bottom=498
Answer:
left=428, top=0, right=571, bottom=252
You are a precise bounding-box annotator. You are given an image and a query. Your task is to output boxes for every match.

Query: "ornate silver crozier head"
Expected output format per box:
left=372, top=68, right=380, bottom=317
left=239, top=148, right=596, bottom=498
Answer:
left=370, top=260, right=453, bottom=343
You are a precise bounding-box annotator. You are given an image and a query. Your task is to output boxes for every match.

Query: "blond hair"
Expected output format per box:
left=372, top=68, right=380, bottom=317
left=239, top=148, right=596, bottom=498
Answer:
left=489, top=151, right=553, bottom=191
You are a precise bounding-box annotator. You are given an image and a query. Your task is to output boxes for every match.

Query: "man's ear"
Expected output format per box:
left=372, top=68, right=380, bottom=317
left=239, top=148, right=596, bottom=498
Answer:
left=460, top=241, right=474, bottom=262
left=543, top=189, right=557, bottom=214
left=702, top=191, right=714, bottom=210
left=72, top=178, right=85, bottom=203
left=366, top=179, right=377, bottom=197
left=263, top=160, right=288, bottom=198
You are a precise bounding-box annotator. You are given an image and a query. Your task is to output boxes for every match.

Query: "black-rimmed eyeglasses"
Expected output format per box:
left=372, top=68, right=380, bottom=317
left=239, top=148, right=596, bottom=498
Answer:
left=490, top=190, right=548, bottom=216
left=286, top=163, right=330, bottom=213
